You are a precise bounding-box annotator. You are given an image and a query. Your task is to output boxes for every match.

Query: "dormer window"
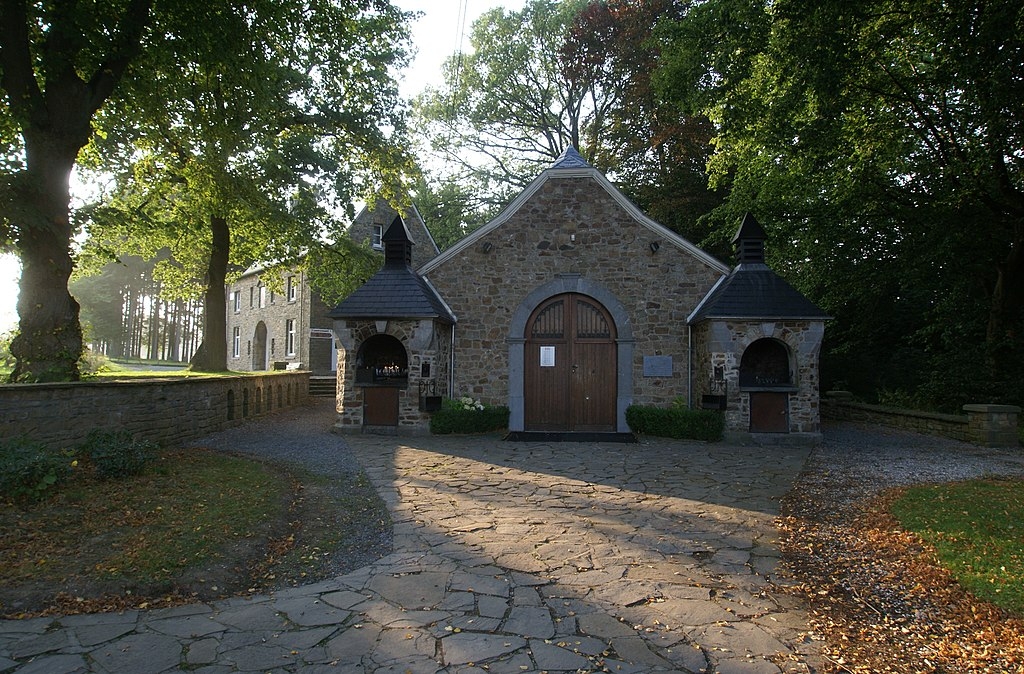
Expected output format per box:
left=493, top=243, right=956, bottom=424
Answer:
left=372, top=224, right=383, bottom=250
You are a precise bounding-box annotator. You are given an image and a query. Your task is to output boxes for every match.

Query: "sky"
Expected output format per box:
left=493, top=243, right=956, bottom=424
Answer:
left=0, top=0, right=524, bottom=336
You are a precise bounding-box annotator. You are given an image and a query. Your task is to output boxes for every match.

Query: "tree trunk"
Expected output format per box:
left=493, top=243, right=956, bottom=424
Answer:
left=8, top=141, right=83, bottom=383
left=986, top=228, right=1024, bottom=363
left=189, top=214, right=229, bottom=371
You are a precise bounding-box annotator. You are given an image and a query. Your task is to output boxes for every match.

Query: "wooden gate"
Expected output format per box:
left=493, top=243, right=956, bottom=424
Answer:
left=524, top=293, right=616, bottom=432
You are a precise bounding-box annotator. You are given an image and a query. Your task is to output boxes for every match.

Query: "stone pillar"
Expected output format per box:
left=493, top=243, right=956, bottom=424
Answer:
left=962, top=404, right=1021, bottom=448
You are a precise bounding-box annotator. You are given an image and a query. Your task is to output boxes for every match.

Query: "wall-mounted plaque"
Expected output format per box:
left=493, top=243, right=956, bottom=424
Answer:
left=643, top=355, right=673, bottom=377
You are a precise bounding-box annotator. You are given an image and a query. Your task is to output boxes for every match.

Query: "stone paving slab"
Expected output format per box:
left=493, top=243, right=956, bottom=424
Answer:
left=0, top=434, right=822, bottom=673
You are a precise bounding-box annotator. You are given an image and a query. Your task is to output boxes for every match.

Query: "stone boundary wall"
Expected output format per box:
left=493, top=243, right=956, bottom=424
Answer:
left=0, top=372, right=309, bottom=451
left=821, top=392, right=1020, bottom=447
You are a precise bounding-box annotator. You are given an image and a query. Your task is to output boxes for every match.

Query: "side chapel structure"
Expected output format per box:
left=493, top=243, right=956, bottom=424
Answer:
left=329, top=148, right=829, bottom=440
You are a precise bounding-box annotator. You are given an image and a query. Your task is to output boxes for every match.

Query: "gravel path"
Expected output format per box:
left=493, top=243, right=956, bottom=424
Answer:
left=803, top=421, right=1024, bottom=512
left=188, top=399, right=365, bottom=477
left=187, top=399, right=393, bottom=580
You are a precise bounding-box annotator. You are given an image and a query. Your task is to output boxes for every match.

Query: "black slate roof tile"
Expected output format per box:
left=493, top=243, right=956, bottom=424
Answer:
left=327, top=267, right=454, bottom=322
left=689, top=263, right=830, bottom=323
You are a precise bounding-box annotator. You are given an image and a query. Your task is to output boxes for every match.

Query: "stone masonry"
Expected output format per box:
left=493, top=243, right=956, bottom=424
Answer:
left=424, top=175, right=724, bottom=414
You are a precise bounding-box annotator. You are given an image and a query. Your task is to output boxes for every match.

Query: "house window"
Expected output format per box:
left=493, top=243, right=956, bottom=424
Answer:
left=231, top=291, right=240, bottom=313
left=286, top=319, right=296, bottom=355
left=249, top=287, right=254, bottom=307
left=372, top=224, right=383, bottom=250
left=258, top=285, right=266, bottom=308
left=232, top=327, right=240, bottom=357
left=287, top=276, right=297, bottom=302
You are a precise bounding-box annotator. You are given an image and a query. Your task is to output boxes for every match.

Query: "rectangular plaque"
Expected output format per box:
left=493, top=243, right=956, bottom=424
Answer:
left=643, top=355, right=673, bottom=377
left=540, top=346, right=556, bottom=367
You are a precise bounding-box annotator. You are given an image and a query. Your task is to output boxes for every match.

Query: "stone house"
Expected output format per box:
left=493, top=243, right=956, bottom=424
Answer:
left=225, top=203, right=438, bottom=375
left=329, top=148, right=829, bottom=440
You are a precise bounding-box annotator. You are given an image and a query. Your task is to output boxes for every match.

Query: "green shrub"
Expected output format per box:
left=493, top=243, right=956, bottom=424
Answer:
left=0, top=438, right=74, bottom=502
left=79, top=429, right=157, bottom=479
left=430, top=397, right=510, bottom=434
left=625, top=403, right=724, bottom=441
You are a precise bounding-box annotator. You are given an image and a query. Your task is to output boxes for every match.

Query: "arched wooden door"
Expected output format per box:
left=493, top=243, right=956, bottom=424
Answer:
left=524, top=293, right=616, bottom=432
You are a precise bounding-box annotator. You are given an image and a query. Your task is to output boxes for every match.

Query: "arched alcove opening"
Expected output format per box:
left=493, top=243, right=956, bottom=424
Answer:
left=355, top=334, right=409, bottom=385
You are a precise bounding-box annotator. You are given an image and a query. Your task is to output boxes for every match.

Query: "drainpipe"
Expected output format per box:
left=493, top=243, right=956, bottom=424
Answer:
left=449, top=324, right=456, bottom=398
left=687, top=324, right=693, bottom=409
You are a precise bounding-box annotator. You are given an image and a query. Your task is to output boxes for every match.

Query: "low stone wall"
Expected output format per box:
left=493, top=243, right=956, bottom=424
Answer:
left=821, top=392, right=1020, bottom=447
left=0, top=372, right=309, bottom=451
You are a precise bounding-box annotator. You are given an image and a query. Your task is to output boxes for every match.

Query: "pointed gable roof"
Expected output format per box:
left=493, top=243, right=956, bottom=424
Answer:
left=328, top=216, right=455, bottom=323
left=688, top=213, right=830, bottom=323
left=418, top=147, right=730, bottom=276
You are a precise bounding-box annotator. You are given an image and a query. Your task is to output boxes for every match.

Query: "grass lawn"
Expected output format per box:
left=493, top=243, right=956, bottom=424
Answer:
left=0, top=448, right=389, bottom=617
left=890, top=478, right=1024, bottom=616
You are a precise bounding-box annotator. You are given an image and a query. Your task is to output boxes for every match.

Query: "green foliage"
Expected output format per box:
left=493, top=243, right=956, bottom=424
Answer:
left=304, top=240, right=382, bottom=307
left=891, top=479, right=1024, bottom=616
left=0, top=329, right=15, bottom=374
left=656, top=0, right=1024, bottom=407
left=78, top=429, right=157, bottom=479
left=430, top=397, right=510, bottom=435
left=0, top=438, right=74, bottom=502
left=625, top=402, right=724, bottom=441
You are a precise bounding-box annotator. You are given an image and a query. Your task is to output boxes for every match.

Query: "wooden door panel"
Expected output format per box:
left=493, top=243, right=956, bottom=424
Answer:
left=524, top=293, right=616, bottom=432
left=749, top=392, right=788, bottom=433
left=571, top=342, right=616, bottom=431
left=363, top=387, right=399, bottom=426
left=524, top=341, right=569, bottom=430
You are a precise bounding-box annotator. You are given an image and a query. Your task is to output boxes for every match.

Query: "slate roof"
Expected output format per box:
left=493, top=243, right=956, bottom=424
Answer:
left=688, top=212, right=830, bottom=323
left=550, top=146, right=593, bottom=170
left=328, top=216, right=456, bottom=323
left=687, top=263, right=831, bottom=323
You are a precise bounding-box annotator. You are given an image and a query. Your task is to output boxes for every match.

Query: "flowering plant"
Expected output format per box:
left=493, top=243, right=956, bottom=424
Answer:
left=457, top=396, right=485, bottom=411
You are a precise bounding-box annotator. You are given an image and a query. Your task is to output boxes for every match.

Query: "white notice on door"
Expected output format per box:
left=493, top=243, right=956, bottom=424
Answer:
left=540, top=346, right=555, bottom=367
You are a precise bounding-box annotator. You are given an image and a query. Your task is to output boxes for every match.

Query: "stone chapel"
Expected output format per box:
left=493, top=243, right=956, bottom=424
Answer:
left=329, top=148, right=829, bottom=441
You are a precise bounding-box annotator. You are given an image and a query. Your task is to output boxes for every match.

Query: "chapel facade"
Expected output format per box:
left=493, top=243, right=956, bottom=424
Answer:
left=329, top=149, right=829, bottom=440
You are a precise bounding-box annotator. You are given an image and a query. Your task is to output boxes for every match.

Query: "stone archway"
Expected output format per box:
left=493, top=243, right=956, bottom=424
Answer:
left=507, top=275, right=633, bottom=433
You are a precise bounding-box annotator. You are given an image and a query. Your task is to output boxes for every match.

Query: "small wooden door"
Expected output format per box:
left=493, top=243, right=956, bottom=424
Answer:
left=363, top=387, right=399, bottom=426
left=749, top=392, right=789, bottom=433
left=524, top=294, right=616, bottom=432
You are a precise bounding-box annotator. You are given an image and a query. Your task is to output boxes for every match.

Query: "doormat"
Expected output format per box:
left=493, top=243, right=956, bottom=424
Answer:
left=503, top=431, right=637, bottom=443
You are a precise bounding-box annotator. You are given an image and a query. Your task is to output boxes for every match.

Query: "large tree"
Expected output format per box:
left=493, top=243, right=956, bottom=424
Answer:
left=414, top=0, right=721, bottom=243
left=86, top=0, right=412, bottom=371
left=564, top=0, right=723, bottom=246
left=2, top=0, right=412, bottom=379
left=657, top=0, right=1024, bottom=406
left=0, top=0, right=153, bottom=382
left=414, top=0, right=604, bottom=205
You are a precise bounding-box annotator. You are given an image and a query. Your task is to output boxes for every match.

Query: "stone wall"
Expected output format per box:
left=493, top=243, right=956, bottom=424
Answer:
left=0, top=372, right=309, bottom=451
left=332, top=318, right=452, bottom=434
left=424, top=176, right=724, bottom=414
left=821, top=393, right=1021, bottom=447
left=694, top=319, right=825, bottom=435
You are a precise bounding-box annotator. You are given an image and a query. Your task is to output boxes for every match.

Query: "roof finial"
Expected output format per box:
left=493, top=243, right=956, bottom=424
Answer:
left=383, top=215, right=413, bottom=267
left=732, top=212, right=766, bottom=265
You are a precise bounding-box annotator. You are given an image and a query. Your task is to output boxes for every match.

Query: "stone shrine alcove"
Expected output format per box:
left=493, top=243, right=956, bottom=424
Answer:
left=355, top=334, right=409, bottom=385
